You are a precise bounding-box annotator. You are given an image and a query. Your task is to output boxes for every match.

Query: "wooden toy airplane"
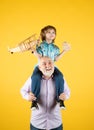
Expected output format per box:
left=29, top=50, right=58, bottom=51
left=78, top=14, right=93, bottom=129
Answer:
left=8, top=34, right=40, bottom=54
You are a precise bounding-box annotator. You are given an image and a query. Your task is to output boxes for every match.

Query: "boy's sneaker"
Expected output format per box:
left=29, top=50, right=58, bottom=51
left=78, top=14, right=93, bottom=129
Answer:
left=60, top=100, right=66, bottom=109
left=31, top=101, right=39, bottom=110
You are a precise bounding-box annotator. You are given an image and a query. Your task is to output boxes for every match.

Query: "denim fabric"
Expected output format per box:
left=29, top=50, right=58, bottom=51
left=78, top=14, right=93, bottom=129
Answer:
left=31, top=66, right=42, bottom=98
left=52, top=67, right=64, bottom=101
left=30, top=124, right=63, bottom=130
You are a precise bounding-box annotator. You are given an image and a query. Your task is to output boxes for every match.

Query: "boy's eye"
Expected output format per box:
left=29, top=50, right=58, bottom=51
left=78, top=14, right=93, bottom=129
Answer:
left=47, top=31, right=50, bottom=33
left=52, top=32, right=55, bottom=34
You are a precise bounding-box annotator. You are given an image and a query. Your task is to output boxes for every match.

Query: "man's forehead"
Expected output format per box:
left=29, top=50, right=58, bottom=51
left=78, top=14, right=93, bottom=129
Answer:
left=40, top=57, right=52, bottom=63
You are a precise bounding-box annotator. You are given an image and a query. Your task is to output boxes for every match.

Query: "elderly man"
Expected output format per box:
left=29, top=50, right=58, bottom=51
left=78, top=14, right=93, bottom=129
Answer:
left=20, top=56, right=70, bottom=130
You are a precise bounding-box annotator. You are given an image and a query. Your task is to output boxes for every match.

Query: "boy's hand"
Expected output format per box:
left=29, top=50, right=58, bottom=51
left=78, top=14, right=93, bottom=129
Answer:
left=59, top=93, right=66, bottom=101
left=28, top=92, right=36, bottom=102
left=62, top=42, right=71, bottom=52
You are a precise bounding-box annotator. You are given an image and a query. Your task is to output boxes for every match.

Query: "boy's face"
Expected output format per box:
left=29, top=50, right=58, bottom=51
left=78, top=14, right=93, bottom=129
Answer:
left=45, top=29, right=56, bottom=42
left=38, top=57, right=54, bottom=78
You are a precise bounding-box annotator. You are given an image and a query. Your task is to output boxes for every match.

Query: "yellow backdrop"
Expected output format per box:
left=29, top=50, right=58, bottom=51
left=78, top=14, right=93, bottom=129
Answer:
left=0, top=0, right=94, bottom=130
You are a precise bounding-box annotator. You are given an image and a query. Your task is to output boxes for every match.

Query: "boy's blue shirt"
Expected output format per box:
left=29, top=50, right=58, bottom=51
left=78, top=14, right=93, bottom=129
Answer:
left=36, top=41, right=60, bottom=61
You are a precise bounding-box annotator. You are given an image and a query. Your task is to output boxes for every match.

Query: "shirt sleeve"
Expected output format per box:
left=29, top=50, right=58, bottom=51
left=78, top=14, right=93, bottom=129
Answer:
left=54, top=46, right=60, bottom=59
left=64, top=78, right=70, bottom=100
left=36, top=45, right=43, bottom=56
left=20, top=77, right=32, bottom=100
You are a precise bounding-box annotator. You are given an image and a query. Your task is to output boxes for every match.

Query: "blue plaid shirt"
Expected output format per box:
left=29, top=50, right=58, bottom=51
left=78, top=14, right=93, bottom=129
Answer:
left=36, top=41, right=60, bottom=61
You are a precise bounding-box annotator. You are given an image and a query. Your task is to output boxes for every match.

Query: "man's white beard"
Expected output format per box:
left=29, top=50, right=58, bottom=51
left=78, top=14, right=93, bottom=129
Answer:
left=43, top=68, right=54, bottom=77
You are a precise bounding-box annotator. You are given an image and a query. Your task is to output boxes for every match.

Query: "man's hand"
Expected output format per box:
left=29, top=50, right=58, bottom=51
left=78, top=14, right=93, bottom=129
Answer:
left=59, top=93, right=66, bottom=101
left=28, top=92, right=36, bottom=102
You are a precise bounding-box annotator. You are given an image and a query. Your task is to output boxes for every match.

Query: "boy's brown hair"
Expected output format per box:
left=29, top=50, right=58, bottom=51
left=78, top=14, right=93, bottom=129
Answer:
left=40, top=25, right=56, bottom=42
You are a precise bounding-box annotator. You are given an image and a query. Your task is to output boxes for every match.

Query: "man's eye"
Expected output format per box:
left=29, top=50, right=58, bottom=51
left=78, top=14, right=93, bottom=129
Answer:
left=42, top=63, right=46, bottom=65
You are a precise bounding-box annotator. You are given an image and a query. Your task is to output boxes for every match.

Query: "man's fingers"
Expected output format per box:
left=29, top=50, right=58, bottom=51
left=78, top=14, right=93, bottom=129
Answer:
left=28, top=92, right=36, bottom=101
left=59, top=93, right=66, bottom=100
left=29, top=92, right=34, bottom=96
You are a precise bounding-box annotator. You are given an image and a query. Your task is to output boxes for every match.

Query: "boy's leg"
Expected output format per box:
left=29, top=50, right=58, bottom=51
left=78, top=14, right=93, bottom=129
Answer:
left=53, top=67, right=64, bottom=98
left=59, top=76, right=66, bottom=109
left=31, top=74, right=41, bottom=110
left=31, top=75, right=41, bottom=98
left=31, top=66, right=42, bottom=109
left=53, top=67, right=65, bottom=109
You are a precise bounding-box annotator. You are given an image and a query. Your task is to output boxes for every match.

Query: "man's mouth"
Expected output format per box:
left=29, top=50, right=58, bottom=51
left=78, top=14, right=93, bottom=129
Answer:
left=46, top=68, right=52, bottom=71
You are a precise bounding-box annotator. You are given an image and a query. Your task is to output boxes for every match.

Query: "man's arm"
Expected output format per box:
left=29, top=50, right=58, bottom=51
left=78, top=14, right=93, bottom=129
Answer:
left=64, top=78, right=70, bottom=100
left=20, top=77, right=36, bottom=101
left=59, top=78, right=70, bottom=100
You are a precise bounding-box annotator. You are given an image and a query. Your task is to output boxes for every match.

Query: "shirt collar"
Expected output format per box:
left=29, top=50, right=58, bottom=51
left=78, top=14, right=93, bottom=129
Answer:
left=43, top=40, right=53, bottom=45
left=42, top=75, right=53, bottom=80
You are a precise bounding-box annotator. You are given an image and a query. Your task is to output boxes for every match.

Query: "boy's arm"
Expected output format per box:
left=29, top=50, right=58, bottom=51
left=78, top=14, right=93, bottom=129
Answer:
left=55, top=50, right=67, bottom=61
left=55, top=42, right=71, bottom=61
left=31, top=38, right=42, bottom=59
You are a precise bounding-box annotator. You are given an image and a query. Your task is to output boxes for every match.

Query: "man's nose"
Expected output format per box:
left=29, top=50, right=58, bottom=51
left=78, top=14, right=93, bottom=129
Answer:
left=46, top=63, right=50, bottom=68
